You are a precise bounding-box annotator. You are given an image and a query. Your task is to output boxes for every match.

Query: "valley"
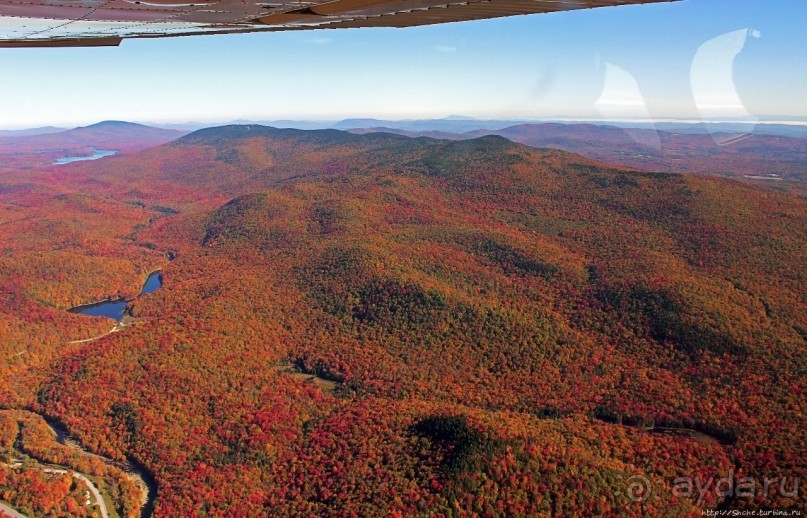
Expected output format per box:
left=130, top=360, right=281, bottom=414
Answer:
left=0, top=122, right=185, bottom=173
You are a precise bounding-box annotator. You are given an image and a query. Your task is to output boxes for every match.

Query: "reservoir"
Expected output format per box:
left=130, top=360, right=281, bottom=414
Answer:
left=53, top=148, right=117, bottom=165
left=70, top=271, right=162, bottom=321
left=140, top=271, right=162, bottom=295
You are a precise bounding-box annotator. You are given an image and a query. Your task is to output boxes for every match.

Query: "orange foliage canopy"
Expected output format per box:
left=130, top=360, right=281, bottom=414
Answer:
left=0, top=126, right=804, bottom=514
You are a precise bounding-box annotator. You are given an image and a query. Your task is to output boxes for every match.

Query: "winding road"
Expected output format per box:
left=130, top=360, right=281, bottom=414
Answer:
left=46, top=418, right=156, bottom=517
left=0, top=468, right=109, bottom=518
left=0, top=464, right=109, bottom=518
left=43, top=469, right=109, bottom=518
left=1, top=411, right=156, bottom=518
left=0, top=502, right=26, bottom=518
left=66, top=321, right=127, bottom=344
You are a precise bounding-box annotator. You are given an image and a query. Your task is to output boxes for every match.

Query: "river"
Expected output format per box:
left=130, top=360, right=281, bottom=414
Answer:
left=46, top=417, right=157, bottom=518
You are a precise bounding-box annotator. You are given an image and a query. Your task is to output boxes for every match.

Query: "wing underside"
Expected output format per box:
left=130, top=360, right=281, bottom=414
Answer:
left=0, top=0, right=677, bottom=47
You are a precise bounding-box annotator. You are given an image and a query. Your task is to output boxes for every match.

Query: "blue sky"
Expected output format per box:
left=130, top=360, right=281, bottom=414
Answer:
left=0, top=0, right=804, bottom=128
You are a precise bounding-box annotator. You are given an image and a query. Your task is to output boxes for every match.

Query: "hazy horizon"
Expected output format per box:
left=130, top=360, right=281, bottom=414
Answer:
left=0, top=0, right=804, bottom=130
left=3, top=115, right=807, bottom=133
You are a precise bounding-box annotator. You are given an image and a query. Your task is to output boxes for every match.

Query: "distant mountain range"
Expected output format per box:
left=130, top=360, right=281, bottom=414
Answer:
left=2, top=119, right=805, bottom=181
left=0, top=121, right=187, bottom=171
left=0, top=121, right=186, bottom=152
left=6, top=116, right=807, bottom=139
left=146, top=117, right=807, bottom=139
left=0, top=126, right=66, bottom=137
left=348, top=123, right=807, bottom=180
left=337, top=118, right=807, bottom=140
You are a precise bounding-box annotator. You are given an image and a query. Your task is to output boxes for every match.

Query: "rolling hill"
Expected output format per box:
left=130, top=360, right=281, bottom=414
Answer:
left=350, top=123, right=807, bottom=180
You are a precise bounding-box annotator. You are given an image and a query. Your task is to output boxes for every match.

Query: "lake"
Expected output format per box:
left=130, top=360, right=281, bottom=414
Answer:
left=53, top=148, right=117, bottom=165
left=70, top=271, right=162, bottom=321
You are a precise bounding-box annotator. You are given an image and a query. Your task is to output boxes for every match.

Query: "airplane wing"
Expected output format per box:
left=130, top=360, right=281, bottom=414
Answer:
left=0, top=0, right=677, bottom=47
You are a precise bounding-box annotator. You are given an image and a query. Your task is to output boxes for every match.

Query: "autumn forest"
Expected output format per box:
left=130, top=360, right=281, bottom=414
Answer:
left=0, top=123, right=804, bottom=516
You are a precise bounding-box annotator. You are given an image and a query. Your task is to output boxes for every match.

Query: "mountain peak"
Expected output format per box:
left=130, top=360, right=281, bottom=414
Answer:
left=175, top=124, right=409, bottom=148
left=81, top=120, right=152, bottom=130
left=441, top=115, right=476, bottom=121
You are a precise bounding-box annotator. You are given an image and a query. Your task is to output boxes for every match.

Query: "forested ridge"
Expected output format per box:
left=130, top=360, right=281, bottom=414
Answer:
left=0, top=126, right=804, bottom=516
left=349, top=123, right=807, bottom=180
